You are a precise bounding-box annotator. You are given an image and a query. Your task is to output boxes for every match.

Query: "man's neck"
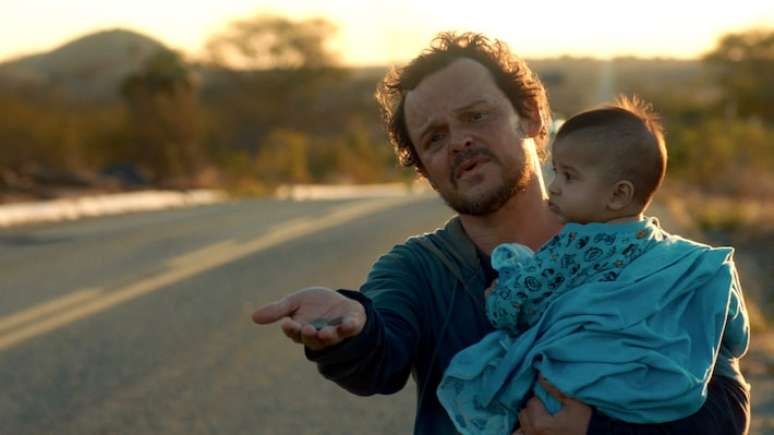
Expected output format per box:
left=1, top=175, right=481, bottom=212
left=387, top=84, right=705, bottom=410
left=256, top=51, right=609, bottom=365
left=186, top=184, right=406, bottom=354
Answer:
left=459, top=181, right=562, bottom=254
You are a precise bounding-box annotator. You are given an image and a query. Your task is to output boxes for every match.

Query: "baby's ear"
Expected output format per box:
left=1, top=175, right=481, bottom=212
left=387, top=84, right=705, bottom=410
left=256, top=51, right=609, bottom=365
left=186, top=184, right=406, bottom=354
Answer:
left=608, top=180, right=635, bottom=211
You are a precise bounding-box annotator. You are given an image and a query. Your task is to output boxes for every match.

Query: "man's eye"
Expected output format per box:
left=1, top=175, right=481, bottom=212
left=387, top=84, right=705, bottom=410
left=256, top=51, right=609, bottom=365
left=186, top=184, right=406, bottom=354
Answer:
left=564, top=172, right=572, bottom=181
left=468, top=111, right=488, bottom=122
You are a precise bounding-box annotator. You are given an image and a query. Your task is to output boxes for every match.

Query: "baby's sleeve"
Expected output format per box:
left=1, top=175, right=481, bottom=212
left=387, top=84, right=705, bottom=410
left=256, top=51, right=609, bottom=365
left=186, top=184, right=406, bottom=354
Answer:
left=486, top=243, right=534, bottom=333
left=486, top=236, right=565, bottom=333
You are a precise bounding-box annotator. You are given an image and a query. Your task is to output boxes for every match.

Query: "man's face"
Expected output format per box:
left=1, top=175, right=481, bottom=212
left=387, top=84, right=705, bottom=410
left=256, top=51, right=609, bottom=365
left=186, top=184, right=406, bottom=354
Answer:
left=404, top=58, right=535, bottom=216
left=547, top=141, right=611, bottom=224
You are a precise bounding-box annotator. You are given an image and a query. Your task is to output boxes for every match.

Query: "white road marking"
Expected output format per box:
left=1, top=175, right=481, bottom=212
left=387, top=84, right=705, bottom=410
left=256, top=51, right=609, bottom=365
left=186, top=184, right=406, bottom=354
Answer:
left=0, top=196, right=427, bottom=352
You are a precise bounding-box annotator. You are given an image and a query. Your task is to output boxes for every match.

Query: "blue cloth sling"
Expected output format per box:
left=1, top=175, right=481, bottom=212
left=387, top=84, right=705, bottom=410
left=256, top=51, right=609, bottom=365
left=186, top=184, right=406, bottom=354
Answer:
left=437, top=220, right=748, bottom=435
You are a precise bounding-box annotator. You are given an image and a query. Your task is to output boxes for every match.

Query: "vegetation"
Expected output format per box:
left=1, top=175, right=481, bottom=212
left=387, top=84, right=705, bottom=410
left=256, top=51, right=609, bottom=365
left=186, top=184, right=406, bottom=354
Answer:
left=0, top=19, right=769, bottom=327
left=0, top=21, right=771, bottom=202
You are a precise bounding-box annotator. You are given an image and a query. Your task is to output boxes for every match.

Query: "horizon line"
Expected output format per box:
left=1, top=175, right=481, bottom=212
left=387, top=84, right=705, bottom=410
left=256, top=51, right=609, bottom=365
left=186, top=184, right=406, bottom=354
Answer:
left=0, top=25, right=736, bottom=66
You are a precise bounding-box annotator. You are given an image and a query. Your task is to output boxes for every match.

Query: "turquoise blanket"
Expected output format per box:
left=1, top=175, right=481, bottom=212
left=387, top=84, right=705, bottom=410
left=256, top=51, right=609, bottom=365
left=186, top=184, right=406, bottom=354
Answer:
left=437, top=231, right=748, bottom=435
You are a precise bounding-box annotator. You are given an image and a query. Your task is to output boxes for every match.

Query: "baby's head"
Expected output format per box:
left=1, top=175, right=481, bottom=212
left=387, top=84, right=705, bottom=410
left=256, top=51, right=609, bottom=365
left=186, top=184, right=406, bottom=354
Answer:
left=547, top=96, right=667, bottom=224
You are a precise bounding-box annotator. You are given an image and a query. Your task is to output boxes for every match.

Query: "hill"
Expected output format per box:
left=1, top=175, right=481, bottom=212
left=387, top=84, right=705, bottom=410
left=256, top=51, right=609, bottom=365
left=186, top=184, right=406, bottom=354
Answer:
left=0, top=28, right=167, bottom=100
left=0, top=28, right=709, bottom=114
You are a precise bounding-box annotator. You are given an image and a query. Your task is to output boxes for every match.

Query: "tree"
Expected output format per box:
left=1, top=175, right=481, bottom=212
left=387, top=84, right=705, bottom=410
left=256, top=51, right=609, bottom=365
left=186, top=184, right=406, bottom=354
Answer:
left=206, top=15, right=338, bottom=70
left=703, top=28, right=774, bottom=122
left=121, top=49, right=205, bottom=185
left=202, top=14, right=347, bottom=167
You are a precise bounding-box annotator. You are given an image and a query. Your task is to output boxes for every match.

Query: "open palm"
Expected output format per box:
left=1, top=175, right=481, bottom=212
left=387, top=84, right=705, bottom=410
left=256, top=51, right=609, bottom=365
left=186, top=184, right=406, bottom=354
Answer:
left=252, top=287, right=366, bottom=350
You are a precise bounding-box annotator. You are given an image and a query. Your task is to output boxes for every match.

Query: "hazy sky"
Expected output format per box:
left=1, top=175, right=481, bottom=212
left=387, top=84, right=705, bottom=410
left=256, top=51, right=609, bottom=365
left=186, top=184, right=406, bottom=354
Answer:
left=1, top=0, right=772, bottom=65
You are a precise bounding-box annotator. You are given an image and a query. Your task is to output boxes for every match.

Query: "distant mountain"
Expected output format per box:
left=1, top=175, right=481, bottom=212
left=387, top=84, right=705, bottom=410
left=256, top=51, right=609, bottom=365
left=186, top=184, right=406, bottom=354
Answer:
left=0, top=28, right=706, bottom=111
left=527, top=56, right=704, bottom=117
left=0, top=28, right=168, bottom=100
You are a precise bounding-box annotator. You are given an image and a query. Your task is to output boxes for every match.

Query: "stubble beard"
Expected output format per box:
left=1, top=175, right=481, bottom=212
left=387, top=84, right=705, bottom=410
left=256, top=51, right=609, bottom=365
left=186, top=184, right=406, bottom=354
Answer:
left=441, top=148, right=532, bottom=216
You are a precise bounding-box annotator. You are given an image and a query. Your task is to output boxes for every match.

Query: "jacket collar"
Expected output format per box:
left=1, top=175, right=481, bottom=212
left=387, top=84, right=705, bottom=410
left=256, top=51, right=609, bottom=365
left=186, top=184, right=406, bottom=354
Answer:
left=434, top=216, right=483, bottom=282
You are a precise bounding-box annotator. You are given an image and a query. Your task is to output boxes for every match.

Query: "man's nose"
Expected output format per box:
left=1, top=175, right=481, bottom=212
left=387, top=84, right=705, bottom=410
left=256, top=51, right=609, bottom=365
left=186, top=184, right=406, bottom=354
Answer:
left=449, top=128, right=473, bottom=154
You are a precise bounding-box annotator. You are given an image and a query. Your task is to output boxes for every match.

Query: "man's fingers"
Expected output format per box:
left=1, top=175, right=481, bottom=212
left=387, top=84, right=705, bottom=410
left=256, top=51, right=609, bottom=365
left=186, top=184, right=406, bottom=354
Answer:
left=252, top=297, right=296, bottom=324
left=278, top=314, right=360, bottom=349
left=280, top=318, right=302, bottom=343
left=335, top=316, right=361, bottom=338
left=522, top=396, right=552, bottom=434
left=518, top=379, right=591, bottom=435
left=317, top=324, right=341, bottom=342
left=300, top=324, right=328, bottom=350
left=312, top=315, right=363, bottom=346
left=538, top=376, right=570, bottom=404
left=526, top=396, right=550, bottom=419
left=518, top=407, right=532, bottom=434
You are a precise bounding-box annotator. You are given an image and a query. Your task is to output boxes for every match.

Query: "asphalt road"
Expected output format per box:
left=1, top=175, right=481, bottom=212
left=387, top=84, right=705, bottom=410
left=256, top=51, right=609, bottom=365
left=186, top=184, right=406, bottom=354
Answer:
left=3, top=195, right=770, bottom=434
left=0, top=194, right=453, bottom=435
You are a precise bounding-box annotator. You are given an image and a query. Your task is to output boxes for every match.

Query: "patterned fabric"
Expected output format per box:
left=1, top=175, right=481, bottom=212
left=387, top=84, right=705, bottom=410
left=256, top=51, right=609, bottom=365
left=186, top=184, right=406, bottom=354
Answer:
left=487, top=218, right=660, bottom=333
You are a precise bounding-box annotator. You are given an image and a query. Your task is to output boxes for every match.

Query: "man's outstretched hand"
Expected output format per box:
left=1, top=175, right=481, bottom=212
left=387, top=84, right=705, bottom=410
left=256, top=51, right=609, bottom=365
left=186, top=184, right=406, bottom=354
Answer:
left=252, top=287, right=366, bottom=351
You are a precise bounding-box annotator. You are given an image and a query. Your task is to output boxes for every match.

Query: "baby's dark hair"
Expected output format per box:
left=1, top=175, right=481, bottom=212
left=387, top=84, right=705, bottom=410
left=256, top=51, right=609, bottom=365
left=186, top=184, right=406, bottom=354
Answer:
left=553, top=95, right=667, bottom=208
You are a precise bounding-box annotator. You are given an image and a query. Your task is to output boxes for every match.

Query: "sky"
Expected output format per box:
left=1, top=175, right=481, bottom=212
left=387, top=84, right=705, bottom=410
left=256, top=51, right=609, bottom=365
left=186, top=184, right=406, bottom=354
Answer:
left=1, top=0, right=772, bottom=65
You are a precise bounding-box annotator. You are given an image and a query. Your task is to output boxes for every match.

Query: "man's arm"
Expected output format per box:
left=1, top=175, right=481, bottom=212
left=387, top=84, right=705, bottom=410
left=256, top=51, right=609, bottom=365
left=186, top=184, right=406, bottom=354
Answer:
left=517, top=374, right=750, bottom=435
left=304, top=289, right=418, bottom=395
left=253, top=244, right=424, bottom=396
left=307, top=244, right=425, bottom=395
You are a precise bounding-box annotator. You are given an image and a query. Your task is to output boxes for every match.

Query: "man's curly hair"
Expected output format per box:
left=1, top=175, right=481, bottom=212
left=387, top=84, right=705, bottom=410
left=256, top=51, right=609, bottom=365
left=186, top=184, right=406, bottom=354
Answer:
left=375, top=32, right=551, bottom=173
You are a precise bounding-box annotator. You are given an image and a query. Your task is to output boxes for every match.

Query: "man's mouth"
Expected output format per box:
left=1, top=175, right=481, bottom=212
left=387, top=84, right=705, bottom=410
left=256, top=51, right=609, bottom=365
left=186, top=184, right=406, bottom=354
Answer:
left=454, top=155, right=489, bottom=180
left=547, top=200, right=560, bottom=214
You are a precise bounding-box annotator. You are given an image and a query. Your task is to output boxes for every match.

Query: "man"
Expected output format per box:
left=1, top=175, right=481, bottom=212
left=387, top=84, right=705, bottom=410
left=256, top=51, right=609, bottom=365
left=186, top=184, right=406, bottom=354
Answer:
left=253, top=33, right=750, bottom=434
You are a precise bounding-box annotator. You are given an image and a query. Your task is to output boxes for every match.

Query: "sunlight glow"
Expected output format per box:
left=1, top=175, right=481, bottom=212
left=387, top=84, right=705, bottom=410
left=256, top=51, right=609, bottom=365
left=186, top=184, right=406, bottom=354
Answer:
left=1, top=0, right=772, bottom=64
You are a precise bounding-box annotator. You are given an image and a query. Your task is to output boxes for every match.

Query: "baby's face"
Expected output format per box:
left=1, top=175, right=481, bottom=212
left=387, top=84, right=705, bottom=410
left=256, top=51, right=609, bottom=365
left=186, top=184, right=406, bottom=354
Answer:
left=547, top=143, right=613, bottom=224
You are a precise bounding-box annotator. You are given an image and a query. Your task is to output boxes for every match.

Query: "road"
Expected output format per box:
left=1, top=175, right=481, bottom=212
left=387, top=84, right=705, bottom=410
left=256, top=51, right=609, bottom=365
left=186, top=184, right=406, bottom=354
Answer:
left=0, top=194, right=452, bottom=435
left=2, top=194, right=771, bottom=434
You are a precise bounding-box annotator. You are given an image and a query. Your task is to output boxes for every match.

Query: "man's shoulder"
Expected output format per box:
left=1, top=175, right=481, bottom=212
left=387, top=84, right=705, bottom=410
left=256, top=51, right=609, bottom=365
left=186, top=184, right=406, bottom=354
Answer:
left=383, top=216, right=464, bottom=255
left=364, top=216, right=479, bottom=288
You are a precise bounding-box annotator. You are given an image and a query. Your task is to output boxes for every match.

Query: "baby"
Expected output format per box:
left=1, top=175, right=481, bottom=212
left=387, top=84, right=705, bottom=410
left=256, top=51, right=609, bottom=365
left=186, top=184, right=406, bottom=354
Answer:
left=437, top=97, right=749, bottom=435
